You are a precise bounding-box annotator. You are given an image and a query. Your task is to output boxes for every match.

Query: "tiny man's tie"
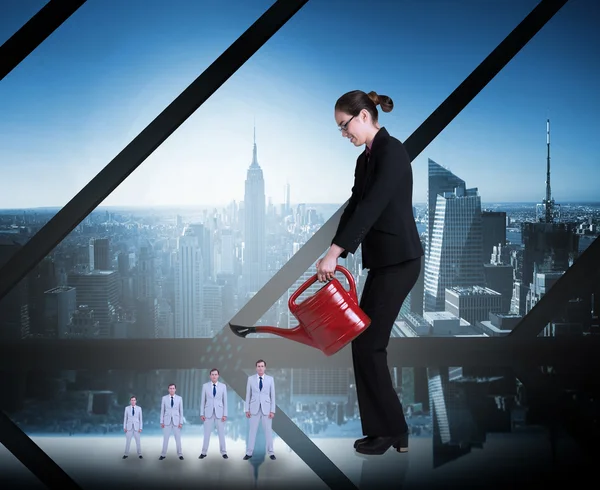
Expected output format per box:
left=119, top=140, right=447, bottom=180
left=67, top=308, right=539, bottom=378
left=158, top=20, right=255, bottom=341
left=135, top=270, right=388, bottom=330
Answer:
left=213, top=384, right=216, bottom=397
left=132, top=407, right=134, bottom=416
left=259, top=377, right=263, bottom=391
left=171, top=396, right=174, bottom=408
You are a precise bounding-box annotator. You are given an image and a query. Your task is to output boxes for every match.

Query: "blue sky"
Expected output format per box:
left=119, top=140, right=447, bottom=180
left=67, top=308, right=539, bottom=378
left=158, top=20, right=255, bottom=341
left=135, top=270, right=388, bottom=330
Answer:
left=0, top=0, right=598, bottom=208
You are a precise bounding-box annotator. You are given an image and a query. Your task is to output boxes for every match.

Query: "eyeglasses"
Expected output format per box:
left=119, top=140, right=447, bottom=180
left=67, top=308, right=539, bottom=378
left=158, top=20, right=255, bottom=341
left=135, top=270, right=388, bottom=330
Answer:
left=338, top=115, right=355, bottom=132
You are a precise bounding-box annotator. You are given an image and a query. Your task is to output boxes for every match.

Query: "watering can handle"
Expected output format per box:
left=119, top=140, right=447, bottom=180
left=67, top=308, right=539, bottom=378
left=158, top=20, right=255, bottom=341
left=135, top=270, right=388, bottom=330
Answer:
left=288, top=265, right=357, bottom=310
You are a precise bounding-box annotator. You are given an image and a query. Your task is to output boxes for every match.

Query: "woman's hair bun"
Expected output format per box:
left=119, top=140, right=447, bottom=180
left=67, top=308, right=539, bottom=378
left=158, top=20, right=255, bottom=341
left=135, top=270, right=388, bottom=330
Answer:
left=368, top=91, right=394, bottom=113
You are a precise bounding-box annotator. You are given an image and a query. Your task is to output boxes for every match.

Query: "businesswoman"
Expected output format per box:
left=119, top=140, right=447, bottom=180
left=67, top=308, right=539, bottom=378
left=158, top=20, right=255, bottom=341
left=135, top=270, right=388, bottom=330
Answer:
left=316, top=90, right=423, bottom=455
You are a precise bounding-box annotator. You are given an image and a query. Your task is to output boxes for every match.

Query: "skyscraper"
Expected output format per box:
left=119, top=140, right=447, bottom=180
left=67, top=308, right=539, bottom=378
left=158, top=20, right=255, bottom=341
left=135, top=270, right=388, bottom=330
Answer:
left=243, top=126, right=266, bottom=293
left=481, top=211, right=506, bottom=263
left=518, top=119, right=579, bottom=316
left=67, top=270, right=120, bottom=337
left=424, top=168, right=484, bottom=313
left=135, top=241, right=158, bottom=338
left=426, top=159, right=466, bottom=255
left=173, top=227, right=204, bottom=338
left=90, top=238, right=110, bottom=271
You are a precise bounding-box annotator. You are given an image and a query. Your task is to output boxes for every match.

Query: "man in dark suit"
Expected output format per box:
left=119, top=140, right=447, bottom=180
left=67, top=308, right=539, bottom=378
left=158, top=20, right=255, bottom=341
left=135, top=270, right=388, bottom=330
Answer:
left=317, top=89, right=423, bottom=456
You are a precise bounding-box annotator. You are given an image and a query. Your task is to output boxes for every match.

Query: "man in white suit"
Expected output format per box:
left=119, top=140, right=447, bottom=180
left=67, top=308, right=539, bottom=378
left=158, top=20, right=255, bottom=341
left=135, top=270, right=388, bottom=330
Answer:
left=122, top=395, right=143, bottom=459
left=244, top=359, right=276, bottom=460
left=199, top=368, right=228, bottom=459
left=159, top=383, right=184, bottom=460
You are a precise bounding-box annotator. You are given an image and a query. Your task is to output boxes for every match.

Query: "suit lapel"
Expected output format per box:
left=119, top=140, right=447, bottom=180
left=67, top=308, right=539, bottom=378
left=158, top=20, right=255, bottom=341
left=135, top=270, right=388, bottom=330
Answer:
left=355, top=151, right=370, bottom=200
left=359, top=127, right=389, bottom=200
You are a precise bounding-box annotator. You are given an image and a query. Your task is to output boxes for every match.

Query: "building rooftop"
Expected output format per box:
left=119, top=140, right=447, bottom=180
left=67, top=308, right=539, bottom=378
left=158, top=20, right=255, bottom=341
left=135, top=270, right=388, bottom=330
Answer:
left=423, top=311, right=458, bottom=321
left=70, top=269, right=117, bottom=276
left=446, top=285, right=501, bottom=296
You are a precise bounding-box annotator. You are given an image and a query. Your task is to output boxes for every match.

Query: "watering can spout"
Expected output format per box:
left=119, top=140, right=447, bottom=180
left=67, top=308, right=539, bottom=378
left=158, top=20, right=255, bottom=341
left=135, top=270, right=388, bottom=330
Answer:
left=229, top=322, right=316, bottom=348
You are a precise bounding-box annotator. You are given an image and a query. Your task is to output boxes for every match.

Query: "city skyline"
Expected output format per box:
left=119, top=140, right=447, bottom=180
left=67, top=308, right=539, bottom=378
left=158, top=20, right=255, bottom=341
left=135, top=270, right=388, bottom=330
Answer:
left=1, top=0, right=599, bottom=208
left=1, top=1, right=598, bottom=488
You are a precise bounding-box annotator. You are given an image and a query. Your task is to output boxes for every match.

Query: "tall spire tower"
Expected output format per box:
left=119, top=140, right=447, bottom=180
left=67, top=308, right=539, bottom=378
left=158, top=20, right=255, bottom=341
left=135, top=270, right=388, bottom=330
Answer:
left=536, top=119, right=560, bottom=223
left=252, top=119, right=258, bottom=167
left=243, top=122, right=266, bottom=293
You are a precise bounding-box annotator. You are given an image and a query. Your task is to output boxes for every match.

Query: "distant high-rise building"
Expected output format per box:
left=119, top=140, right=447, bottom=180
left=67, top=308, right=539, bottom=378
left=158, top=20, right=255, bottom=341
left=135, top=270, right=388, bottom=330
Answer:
left=88, top=239, right=95, bottom=271
left=91, top=238, right=110, bottom=271
left=482, top=211, right=506, bottom=262
left=0, top=241, right=29, bottom=340
left=67, top=270, right=120, bottom=337
left=66, top=305, right=100, bottom=338
left=219, top=228, right=235, bottom=275
left=445, top=286, right=503, bottom=326
left=517, top=120, right=579, bottom=316
left=243, top=126, right=266, bottom=293
left=285, top=182, right=291, bottom=216
left=27, top=257, right=56, bottom=336
left=157, top=299, right=174, bottom=338
left=203, top=284, right=223, bottom=332
left=426, top=159, right=466, bottom=255
left=135, top=241, right=158, bottom=338
left=424, top=170, right=484, bottom=312
left=173, top=227, right=204, bottom=338
left=44, top=286, right=77, bottom=338
left=188, top=223, right=213, bottom=280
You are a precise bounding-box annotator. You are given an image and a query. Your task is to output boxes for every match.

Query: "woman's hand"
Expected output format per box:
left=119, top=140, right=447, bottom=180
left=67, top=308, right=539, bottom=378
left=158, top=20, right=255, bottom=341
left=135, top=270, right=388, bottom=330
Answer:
left=316, top=245, right=345, bottom=282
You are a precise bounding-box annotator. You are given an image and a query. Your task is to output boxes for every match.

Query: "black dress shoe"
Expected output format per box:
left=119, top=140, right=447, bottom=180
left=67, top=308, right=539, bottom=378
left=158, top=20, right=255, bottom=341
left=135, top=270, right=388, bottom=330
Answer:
left=159, top=456, right=165, bottom=460
left=355, top=436, right=406, bottom=455
left=222, top=454, right=228, bottom=459
left=269, top=455, right=276, bottom=460
left=353, top=436, right=375, bottom=448
left=199, top=454, right=206, bottom=459
left=122, top=455, right=128, bottom=459
left=179, top=456, right=184, bottom=460
left=243, top=454, right=251, bottom=460
left=139, top=455, right=143, bottom=459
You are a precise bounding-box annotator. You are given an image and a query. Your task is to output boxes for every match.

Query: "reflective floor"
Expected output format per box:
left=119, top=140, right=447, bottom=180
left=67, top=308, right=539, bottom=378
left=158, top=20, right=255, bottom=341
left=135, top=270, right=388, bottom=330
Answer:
left=0, top=427, right=591, bottom=490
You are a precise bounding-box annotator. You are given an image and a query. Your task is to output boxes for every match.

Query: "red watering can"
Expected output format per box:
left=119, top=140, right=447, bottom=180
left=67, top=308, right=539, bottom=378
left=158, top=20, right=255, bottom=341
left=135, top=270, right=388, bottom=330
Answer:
left=229, top=265, right=371, bottom=356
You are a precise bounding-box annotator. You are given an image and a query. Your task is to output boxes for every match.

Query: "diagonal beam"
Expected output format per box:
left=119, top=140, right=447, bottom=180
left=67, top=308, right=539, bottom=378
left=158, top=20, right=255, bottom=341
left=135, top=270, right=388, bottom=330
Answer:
left=0, top=410, right=81, bottom=489
left=0, top=0, right=309, bottom=304
left=0, top=0, right=317, bottom=487
left=0, top=0, right=571, bottom=487
left=200, top=335, right=358, bottom=490
left=509, top=236, right=600, bottom=338
left=0, top=0, right=87, bottom=82
left=402, top=0, right=569, bottom=160
left=221, top=1, right=568, bottom=478
left=227, top=0, right=570, bottom=337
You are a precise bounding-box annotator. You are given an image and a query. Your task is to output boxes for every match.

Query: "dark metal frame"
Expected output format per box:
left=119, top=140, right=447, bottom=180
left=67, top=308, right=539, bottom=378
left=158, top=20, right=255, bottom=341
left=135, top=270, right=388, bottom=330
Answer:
left=0, top=0, right=87, bottom=82
left=0, top=0, right=588, bottom=488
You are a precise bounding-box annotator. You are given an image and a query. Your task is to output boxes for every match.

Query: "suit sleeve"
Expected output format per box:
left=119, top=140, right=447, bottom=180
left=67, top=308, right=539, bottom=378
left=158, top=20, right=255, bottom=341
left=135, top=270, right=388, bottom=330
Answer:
left=179, top=396, right=183, bottom=424
left=333, top=143, right=409, bottom=254
left=123, top=407, right=127, bottom=430
left=200, top=386, right=206, bottom=417
left=331, top=160, right=361, bottom=259
left=159, top=398, right=164, bottom=425
left=139, top=407, right=143, bottom=430
left=223, top=385, right=228, bottom=418
left=270, top=377, right=276, bottom=414
left=245, top=377, right=251, bottom=413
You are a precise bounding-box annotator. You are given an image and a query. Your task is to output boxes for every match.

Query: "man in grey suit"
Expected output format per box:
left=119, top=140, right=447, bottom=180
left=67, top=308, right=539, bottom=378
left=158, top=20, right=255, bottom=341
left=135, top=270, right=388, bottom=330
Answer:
left=244, top=359, right=276, bottom=460
left=123, top=395, right=143, bottom=459
left=199, top=368, right=228, bottom=459
left=159, top=383, right=184, bottom=460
